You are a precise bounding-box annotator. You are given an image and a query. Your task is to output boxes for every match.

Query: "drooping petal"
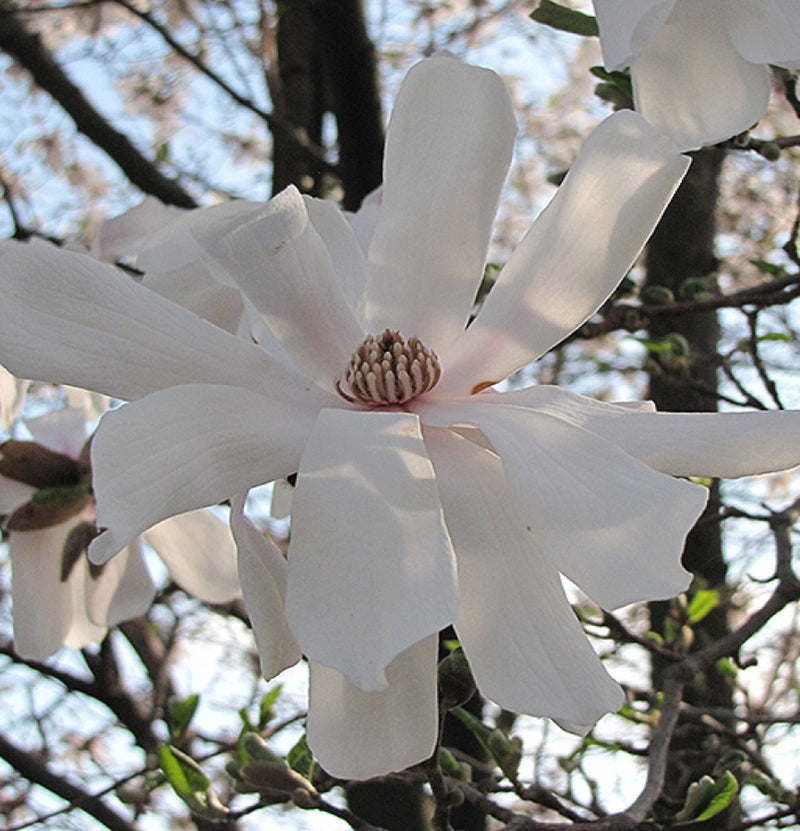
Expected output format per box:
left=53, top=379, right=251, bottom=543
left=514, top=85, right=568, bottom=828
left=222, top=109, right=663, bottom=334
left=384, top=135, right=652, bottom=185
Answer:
left=419, top=399, right=705, bottom=611
left=727, top=0, right=800, bottom=69
left=363, top=55, right=517, bottom=357
left=86, top=539, right=156, bottom=626
left=630, top=0, right=771, bottom=151
left=89, top=384, right=318, bottom=564
left=426, top=427, right=623, bottom=730
left=143, top=508, right=242, bottom=603
left=10, top=524, right=78, bottom=659
left=200, top=186, right=363, bottom=387
left=62, top=557, right=108, bottom=649
left=593, top=0, right=676, bottom=69
left=485, top=385, right=800, bottom=479
left=0, top=240, right=312, bottom=401
left=307, top=635, right=439, bottom=779
left=230, top=495, right=300, bottom=679
left=437, top=111, right=689, bottom=397
left=285, top=408, right=457, bottom=691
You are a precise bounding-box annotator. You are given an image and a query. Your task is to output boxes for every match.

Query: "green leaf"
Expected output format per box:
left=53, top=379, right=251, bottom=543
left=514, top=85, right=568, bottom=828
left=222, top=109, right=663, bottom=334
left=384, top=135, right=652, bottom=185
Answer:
left=530, top=0, right=599, bottom=36
left=287, top=734, right=315, bottom=781
left=749, top=258, right=783, bottom=277
left=686, top=590, right=719, bottom=624
left=167, top=693, right=200, bottom=741
left=259, top=685, right=283, bottom=727
left=451, top=707, right=493, bottom=749
left=694, top=771, right=738, bottom=821
left=157, top=744, right=228, bottom=820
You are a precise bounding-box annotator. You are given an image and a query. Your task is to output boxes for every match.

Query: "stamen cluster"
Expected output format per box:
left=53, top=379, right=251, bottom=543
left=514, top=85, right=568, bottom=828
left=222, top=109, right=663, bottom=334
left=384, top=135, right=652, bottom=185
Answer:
left=336, top=329, right=441, bottom=407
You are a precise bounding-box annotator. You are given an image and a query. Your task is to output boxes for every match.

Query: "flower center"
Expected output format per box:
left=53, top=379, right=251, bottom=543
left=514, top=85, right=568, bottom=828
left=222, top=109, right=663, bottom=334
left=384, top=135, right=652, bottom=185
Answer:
left=336, top=329, right=441, bottom=407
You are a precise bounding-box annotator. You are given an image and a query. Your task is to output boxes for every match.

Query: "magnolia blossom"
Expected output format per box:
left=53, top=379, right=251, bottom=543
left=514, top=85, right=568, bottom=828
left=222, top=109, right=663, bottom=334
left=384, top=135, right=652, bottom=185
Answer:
left=592, top=0, right=800, bottom=151
left=0, top=400, right=242, bottom=660
left=2, top=56, right=800, bottom=779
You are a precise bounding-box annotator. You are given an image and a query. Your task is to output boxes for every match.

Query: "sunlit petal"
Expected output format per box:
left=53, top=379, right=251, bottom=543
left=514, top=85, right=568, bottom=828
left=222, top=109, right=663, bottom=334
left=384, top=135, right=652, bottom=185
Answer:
left=87, top=539, right=156, bottom=626
left=593, top=0, right=676, bottom=69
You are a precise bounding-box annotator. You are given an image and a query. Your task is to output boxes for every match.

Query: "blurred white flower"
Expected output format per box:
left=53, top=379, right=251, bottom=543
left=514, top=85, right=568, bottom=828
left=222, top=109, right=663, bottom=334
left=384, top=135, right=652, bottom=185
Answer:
left=593, top=0, right=800, bottom=150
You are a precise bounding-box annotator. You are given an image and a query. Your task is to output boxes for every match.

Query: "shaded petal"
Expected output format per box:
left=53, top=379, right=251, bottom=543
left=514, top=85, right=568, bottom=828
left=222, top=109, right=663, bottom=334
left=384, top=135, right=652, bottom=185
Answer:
left=201, top=186, right=363, bottom=387
left=144, top=508, right=242, bottom=603
left=307, top=635, right=439, bottom=779
left=0, top=476, right=34, bottom=513
left=487, top=385, right=800, bottom=479
left=89, top=384, right=318, bottom=564
left=631, top=1, right=771, bottom=151
left=364, top=55, right=517, bottom=357
left=0, top=240, right=310, bottom=401
left=593, top=0, right=676, bottom=69
left=420, top=399, right=706, bottom=610
left=285, top=408, right=457, bottom=690
left=230, top=495, right=300, bottom=679
left=62, top=557, right=108, bottom=649
left=87, top=539, right=156, bottom=626
left=426, top=427, right=623, bottom=730
left=27, top=405, right=87, bottom=458
left=727, top=0, right=800, bottom=68
left=93, top=197, right=184, bottom=263
left=437, top=111, right=689, bottom=396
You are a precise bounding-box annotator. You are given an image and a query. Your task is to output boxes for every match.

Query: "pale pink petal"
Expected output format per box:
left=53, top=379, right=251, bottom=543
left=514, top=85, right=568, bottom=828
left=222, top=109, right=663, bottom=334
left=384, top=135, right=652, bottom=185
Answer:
left=593, top=0, right=676, bottom=69
left=89, top=384, right=319, bottom=564
left=426, top=427, right=623, bottom=730
left=0, top=240, right=311, bottom=401
left=728, top=0, right=800, bottom=68
left=27, top=406, right=87, bottom=458
left=144, top=508, right=242, bottom=603
left=200, top=187, right=363, bottom=387
left=230, top=496, right=300, bottom=679
left=307, top=635, right=439, bottom=779
left=363, top=55, right=517, bottom=357
left=87, top=538, right=157, bottom=626
left=285, top=408, right=457, bottom=691
left=419, top=399, right=706, bottom=611
left=0, top=476, right=34, bottom=513
left=631, top=1, right=771, bottom=151
left=437, top=111, right=689, bottom=396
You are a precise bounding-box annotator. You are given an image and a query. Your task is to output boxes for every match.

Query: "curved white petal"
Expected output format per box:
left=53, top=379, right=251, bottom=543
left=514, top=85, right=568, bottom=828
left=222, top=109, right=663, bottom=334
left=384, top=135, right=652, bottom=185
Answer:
left=437, top=111, right=689, bottom=397
left=363, top=55, right=517, bottom=357
left=285, top=408, right=457, bottom=691
left=307, top=635, right=438, bottom=779
left=89, top=384, right=318, bottom=564
left=94, top=197, right=185, bottom=263
left=593, top=0, right=676, bottom=69
left=420, top=399, right=705, bottom=611
left=489, top=386, right=800, bottom=479
left=727, top=0, right=800, bottom=68
left=631, top=1, right=771, bottom=151
left=0, top=240, right=309, bottom=401
left=426, top=427, right=623, bottom=730
left=10, top=524, right=79, bottom=659
left=144, top=508, right=242, bottom=603
left=87, top=539, right=156, bottom=626
left=200, top=187, right=363, bottom=387
left=62, top=557, right=109, bottom=649
left=230, top=496, right=301, bottom=679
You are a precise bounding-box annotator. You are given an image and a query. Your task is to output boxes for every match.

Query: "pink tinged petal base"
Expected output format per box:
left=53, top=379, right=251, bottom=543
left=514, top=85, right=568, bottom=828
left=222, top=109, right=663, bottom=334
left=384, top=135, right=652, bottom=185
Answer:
left=631, top=1, right=771, bottom=151
left=364, top=55, right=517, bottom=357
left=230, top=497, right=301, bottom=679
left=143, top=508, right=242, bottom=603
left=89, top=384, right=318, bottom=564
left=285, top=408, right=458, bottom=691
left=421, top=400, right=706, bottom=611
left=426, top=428, right=623, bottom=731
left=437, top=111, right=690, bottom=397
left=87, top=539, right=156, bottom=627
left=307, top=635, right=439, bottom=780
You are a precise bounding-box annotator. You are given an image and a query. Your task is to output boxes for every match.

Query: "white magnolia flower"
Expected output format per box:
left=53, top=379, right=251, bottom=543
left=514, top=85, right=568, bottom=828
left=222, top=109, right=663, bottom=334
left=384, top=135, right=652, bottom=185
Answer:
left=0, top=401, right=242, bottom=660
left=592, top=0, right=800, bottom=151
left=1, top=56, right=800, bottom=778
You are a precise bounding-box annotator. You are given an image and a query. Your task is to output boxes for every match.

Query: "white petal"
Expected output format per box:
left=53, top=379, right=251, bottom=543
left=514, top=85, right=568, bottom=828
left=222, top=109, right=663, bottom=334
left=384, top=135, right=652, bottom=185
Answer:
left=364, top=55, right=517, bottom=357
left=285, top=408, right=457, bottom=691
left=94, top=197, right=185, bottom=263
left=144, top=508, right=242, bottom=603
left=0, top=364, right=26, bottom=430
left=27, top=405, right=87, bottom=457
left=0, top=240, right=308, bottom=401
left=230, top=495, right=301, bottom=679
left=87, top=538, right=156, bottom=626
left=62, top=557, right=108, bottom=649
left=420, top=399, right=705, bottom=611
left=491, top=385, right=800, bottom=479
left=631, top=1, right=771, bottom=151
left=426, top=427, right=623, bottom=730
left=307, top=635, right=439, bottom=779
left=200, top=187, right=363, bottom=387
left=727, top=0, right=800, bottom=69
left=89, top=384, right=318, bottom=564
left=593, top=0, right=676, bottom=69
left=0, top=476, right=35, bottom=513
left=437, top=111, right=689, bottom=396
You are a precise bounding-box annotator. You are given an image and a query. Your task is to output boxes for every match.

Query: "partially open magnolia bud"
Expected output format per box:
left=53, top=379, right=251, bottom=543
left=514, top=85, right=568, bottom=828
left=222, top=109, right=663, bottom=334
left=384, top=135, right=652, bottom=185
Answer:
left=438, top=649, right=476, bottom=710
